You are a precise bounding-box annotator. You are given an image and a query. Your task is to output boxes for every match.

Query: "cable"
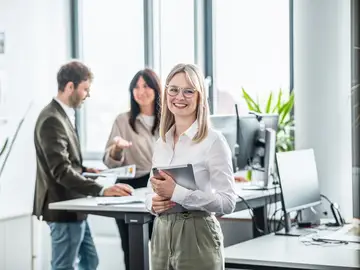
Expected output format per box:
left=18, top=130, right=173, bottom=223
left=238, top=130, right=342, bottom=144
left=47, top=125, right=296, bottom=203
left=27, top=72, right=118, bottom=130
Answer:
left=275, top=213, right=285, bottom=231
left=269, top=173, right=281, bottom=232
left=237, top=195, right=265, bottom=235
left=266, top=189, right=272, bottom=232
left=270, top=208, right=284, bottom=232
left=306, top=237, right=349, bottom=246
left=270, top=181, right=278, bottom=232
left=320, top=193, right=347, bottom=226
left=320, top=194, right=332, bottom=204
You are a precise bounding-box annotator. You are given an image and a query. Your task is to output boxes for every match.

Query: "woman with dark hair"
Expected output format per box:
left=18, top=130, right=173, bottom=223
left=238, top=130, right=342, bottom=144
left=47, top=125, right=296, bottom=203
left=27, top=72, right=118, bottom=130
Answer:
left=103, top=68, right=161, bottom=270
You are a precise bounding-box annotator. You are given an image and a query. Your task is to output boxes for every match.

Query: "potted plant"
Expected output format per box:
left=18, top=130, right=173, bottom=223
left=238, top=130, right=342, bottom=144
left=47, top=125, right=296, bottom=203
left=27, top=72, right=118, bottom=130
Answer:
left=242, top=88, right=295, bottom=152
left=241, top=88, right=294, bottom=181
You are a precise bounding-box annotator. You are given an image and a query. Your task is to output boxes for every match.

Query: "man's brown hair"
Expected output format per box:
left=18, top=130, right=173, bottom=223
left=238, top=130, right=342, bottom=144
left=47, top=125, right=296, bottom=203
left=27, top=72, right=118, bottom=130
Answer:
left=57, top=60, right=93, bottom=92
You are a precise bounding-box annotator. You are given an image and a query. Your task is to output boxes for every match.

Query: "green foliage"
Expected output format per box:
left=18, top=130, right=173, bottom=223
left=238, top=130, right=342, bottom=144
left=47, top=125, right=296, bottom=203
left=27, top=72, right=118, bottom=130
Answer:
left=242, top=88, right=295, bottom=152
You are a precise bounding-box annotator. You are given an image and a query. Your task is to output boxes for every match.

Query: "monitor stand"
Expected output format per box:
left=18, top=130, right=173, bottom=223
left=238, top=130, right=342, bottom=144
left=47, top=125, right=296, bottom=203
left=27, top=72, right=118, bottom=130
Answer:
left=275, top=212, right=315, bottom=237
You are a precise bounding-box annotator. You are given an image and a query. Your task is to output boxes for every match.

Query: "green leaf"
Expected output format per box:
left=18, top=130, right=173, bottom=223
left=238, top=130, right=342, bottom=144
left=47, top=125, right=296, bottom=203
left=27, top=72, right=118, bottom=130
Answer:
left=242, top=88, right=261, bottom=113
left=278, top=100, right=287, bottom=115
left=282, top=118, right=295, bottom=128
left=241, top=87, right=295, bottom=152
left=272, top=88, right=283, bottom=113
left=279, top=92, right=294, bottom=124
left=242, top=89, right=257, bottom=111
left=265, top=92, right=273, bottom=113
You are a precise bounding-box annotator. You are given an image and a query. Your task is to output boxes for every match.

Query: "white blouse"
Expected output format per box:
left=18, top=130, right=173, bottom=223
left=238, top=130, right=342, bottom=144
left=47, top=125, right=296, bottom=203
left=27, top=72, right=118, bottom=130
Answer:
left=145, top=120, right=237, bottom=215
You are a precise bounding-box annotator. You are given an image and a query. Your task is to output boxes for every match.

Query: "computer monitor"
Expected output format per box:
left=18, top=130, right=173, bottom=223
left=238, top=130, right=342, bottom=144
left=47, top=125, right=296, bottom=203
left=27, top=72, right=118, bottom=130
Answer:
left=263, top=128, right=277, bottom=179
left=210, top=114, right=261, bottom=172
left=259, top=114, right=279, bottom=184
left=242, top=127, right=277, bottom=190
left=237, top=114, right=260, bottom=170
left=210, top=113, right=279, bottom=176
left=246, top=112, right=279, bottom=166
left=257, top=113, right=279, bottom=170
left=275, top=148, right=322, bottom=236
left=260, top=113, right=279, bottom=133
left=210, top=115, right=238, bottom=171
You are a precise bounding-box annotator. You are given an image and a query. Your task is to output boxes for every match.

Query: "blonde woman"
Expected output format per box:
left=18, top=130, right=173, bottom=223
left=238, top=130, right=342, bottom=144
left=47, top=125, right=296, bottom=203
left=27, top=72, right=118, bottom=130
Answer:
left=145, top=63, right=237, bottom=270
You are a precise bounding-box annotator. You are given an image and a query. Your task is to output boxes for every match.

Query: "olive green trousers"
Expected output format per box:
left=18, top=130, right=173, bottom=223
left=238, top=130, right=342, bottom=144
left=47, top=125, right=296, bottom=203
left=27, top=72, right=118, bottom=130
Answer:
left=150, top=211, right=224, bottom=270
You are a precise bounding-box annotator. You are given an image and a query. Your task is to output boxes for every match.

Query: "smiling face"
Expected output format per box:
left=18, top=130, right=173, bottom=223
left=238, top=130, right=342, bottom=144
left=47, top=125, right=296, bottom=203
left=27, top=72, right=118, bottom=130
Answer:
left=133, top=76, right=155, bottom=107
left=166, top=72, right=198, bottom=121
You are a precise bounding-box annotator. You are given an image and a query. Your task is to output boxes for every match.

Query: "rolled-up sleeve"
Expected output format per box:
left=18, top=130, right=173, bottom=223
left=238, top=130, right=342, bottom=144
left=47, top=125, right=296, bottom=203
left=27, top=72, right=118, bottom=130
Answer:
left=171, top=135, right=237, bottom=215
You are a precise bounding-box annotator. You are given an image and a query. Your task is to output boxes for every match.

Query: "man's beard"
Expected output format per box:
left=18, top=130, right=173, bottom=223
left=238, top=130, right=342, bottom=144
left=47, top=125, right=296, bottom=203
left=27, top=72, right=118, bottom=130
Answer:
left=68, top=92, right=83, bottom=108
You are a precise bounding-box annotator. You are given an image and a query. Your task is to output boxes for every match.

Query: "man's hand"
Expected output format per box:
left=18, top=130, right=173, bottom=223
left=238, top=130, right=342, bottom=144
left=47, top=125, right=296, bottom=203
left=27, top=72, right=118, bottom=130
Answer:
left=152, top=195, right=176, bottom=214
left=151, top=170, right=176, bottom=199
left=234, top=175, right=248, bottom=183
left=86, top=168, right=102, bottom=173
left=103, top=183, right=133, bottom=197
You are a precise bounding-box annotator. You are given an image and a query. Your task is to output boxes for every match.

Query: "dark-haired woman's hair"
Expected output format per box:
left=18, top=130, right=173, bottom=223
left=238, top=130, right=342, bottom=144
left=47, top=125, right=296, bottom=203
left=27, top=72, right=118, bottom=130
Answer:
left=129, top=68, right=162, bottom=135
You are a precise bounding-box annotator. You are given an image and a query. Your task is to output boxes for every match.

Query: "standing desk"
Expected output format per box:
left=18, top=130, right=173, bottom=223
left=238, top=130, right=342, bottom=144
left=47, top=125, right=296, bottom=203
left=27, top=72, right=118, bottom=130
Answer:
left=49, top=184, right=279, bottom=270
left=225, top=233, right=360, bottom=270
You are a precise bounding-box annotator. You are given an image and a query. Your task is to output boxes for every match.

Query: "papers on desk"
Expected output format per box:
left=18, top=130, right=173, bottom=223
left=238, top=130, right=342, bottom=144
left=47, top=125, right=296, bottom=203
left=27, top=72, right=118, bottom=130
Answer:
left=96, top=196, right=145, bottom=205
left=83, top=164, right=136, bottom=179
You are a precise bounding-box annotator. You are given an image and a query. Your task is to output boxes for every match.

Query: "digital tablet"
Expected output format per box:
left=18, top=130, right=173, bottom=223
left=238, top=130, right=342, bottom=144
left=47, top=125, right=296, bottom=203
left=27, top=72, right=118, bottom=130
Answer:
left=152, top=164, right=197, bottom=191
left=152, top=164, right=197, bottom=214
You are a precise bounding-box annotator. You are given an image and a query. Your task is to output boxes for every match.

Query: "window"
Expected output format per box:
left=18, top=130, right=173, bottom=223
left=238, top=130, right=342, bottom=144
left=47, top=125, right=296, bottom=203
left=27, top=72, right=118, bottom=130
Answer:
left=155, top=0, right=195, bottom=82
left=78, top=0, right=145, bottom=155
left=214, top=0, right=290, bottom=115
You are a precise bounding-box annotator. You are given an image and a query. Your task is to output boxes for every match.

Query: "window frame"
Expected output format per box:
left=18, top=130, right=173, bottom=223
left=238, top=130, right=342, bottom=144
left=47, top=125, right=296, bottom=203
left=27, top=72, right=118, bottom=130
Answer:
left=70, top=0, right=294, bottom=160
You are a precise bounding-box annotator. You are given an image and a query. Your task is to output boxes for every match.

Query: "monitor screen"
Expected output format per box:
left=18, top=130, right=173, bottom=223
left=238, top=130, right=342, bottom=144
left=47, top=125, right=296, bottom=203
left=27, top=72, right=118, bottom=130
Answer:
left=210, top=114, right=238, bottom=169
left=276, top=148, right=322, bottom=213
left=237, top=114, right=260, bottom=170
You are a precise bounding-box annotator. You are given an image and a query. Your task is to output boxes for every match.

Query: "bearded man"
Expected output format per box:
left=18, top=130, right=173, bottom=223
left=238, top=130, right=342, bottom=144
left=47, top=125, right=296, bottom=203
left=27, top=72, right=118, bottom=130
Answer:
left=32, top=60, right=132, bottom=270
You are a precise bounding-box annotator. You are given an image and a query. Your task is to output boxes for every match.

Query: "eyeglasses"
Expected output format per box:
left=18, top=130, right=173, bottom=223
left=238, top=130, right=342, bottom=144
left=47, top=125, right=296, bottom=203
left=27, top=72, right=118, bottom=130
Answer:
left=166, top=85, right=197, bottom=98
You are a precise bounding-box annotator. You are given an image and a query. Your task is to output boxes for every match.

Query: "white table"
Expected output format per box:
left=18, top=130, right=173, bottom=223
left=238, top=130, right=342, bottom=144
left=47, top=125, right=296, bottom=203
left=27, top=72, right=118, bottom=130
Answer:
left=225, top=233, right=360, bottom=270
left=49, top=184, right=279, bottom=270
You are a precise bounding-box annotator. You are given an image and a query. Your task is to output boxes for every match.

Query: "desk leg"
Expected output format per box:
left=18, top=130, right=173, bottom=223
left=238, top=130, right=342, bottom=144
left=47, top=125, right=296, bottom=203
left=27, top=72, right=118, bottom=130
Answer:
left=253, top=206, right=268, bottom=237
left=128, top=223, right=149, bottom=270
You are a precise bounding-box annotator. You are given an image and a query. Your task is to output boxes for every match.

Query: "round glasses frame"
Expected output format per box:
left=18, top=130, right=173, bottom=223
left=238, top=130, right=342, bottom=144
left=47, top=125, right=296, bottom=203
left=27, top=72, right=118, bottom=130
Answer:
left=165, top=85, right=197, bottom=98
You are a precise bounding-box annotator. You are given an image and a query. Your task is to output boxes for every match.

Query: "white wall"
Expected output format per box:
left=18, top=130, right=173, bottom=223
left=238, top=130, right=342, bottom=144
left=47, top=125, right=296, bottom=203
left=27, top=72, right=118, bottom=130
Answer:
left=0, top=0, right=71, bottom=114
left=0, top=0, right=71, bottom=269
left=0, top=2, right=127, bottom=269
left=294, top=0, right=353, bottom=219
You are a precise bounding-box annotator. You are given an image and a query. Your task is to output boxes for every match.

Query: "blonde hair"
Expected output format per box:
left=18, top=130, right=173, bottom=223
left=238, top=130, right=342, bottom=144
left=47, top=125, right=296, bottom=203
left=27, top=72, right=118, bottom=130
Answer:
left=160, top=63, right=210, bottom=143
